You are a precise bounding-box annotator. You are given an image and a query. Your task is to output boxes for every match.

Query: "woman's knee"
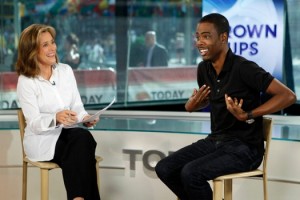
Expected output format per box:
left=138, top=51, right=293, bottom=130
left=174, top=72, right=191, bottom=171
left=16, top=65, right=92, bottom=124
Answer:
left=76, top=128, right=96, bottom=144
left=68, top=128, right=97, bottom=153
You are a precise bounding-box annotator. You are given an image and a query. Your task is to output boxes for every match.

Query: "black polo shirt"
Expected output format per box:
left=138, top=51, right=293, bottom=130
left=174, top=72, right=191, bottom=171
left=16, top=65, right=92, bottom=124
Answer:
left=197, top=49, right=274, bottom=151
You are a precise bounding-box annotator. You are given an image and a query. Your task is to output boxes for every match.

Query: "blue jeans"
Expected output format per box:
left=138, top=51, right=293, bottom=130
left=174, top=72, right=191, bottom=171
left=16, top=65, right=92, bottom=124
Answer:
left=155, top=137, right=263, bottom=200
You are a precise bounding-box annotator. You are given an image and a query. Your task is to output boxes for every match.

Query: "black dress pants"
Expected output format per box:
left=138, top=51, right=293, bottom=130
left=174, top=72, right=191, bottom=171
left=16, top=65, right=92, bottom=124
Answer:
left=51, top=127, right=101, bottom=200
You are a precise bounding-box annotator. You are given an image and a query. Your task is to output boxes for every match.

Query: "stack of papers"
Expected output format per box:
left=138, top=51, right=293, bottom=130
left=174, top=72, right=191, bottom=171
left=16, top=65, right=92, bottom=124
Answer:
left=66, top=97, right=116, bottom=127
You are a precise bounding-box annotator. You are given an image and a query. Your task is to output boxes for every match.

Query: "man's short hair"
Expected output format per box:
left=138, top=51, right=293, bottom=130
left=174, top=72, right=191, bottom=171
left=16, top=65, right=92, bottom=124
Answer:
left=199, top=13, right=230, bottom=35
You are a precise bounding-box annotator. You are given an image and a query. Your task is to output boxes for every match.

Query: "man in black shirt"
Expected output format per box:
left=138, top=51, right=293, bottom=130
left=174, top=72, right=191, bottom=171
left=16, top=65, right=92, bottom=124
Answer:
left=155, top=13, right=296, bottom=200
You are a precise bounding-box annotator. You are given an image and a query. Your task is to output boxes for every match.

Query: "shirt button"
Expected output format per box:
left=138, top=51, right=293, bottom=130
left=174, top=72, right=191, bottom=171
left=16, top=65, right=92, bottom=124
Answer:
left=217, top=79, right=220, bottom=82
left=217, top=89, right=220, bottom=93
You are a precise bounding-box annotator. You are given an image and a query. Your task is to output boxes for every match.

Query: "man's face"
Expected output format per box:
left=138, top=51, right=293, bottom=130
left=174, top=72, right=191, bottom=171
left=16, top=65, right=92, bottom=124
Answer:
left=195, top=22, right=225, bottom=62
left=145, top=34, right=154, bottom=47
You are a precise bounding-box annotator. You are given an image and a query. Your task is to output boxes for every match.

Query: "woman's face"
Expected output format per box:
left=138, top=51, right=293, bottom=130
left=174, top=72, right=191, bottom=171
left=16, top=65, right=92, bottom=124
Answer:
left=37, top=31, right=57, bottom=68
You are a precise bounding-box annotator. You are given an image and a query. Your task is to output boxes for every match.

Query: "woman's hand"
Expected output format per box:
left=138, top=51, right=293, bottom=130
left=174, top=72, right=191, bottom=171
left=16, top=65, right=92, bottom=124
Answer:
left=83, top=115, right=100, bottom=128
left=56, top=109, right=78, bottom=126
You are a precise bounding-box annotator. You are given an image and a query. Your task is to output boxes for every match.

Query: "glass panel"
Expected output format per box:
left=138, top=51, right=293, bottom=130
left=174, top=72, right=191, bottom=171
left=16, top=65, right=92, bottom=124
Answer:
left=1, top=110, right=300, bottom=142
left=0, top=0, right=203, bottom=110
left=287, top=0, right=300, bottom=101
left=0, top=0, right=298, bottom=111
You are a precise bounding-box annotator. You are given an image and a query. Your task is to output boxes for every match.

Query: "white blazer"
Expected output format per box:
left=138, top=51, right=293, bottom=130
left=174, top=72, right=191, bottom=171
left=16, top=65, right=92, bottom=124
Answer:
left=17, top=63, right=88, bottom=161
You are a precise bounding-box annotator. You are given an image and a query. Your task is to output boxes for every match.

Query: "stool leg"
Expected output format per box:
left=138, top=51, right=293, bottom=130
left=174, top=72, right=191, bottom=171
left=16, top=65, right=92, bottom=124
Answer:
left=263, top=174, right=268, bottom=200
left=40, top=169, right=49, bottom=200
left=22, top=161, right=28, bottom=200
left=213, top=179, right=223, bottom=200
left=224, top=179, right=232, bottom=200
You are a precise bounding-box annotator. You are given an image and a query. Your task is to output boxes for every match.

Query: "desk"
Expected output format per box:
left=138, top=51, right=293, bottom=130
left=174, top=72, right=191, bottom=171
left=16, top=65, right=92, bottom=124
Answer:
left=0, top=110, right=300, bottom=200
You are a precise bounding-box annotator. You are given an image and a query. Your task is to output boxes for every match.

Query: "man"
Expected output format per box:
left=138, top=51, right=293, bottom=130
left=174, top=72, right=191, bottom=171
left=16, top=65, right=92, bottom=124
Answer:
left=62, top=33, right=81, bottom=69
left=155, top=13, right=296, bottom=200
left=144, top=31, right=169, bottom=67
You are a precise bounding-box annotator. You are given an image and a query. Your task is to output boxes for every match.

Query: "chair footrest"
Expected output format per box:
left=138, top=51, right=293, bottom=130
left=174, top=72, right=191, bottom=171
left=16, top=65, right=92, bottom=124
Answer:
left=214, top=169, right=263, bottom=180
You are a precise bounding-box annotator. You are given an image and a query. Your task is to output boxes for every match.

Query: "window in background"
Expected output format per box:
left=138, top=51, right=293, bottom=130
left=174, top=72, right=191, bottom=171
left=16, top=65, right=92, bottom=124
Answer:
left=0, top=0, right=298, bottom=113
left=126, top=1, right=201, bottom=103
left=286, top=0, right=300, bottom=101
left=0, top=0, right=202, bottom=110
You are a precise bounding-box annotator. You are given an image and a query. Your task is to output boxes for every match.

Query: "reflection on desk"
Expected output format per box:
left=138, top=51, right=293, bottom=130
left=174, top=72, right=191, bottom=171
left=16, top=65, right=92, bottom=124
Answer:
left=1, top=110, right=300, bottom=141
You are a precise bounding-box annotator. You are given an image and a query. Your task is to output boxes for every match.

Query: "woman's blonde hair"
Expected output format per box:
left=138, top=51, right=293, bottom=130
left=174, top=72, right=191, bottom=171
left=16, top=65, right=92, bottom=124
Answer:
left=16, top=24, right=58, bottom=77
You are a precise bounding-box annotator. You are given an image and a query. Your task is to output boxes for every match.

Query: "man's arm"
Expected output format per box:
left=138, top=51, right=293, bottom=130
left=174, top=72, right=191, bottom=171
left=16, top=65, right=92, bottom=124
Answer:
left=250, top=78, right=296, bottom=118
left=226, top=79, right=296, bottom=121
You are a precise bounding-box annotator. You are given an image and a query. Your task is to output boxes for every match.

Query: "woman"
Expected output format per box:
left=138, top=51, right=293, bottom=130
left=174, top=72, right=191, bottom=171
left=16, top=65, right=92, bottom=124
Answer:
left=16, top=24, right=101, bottom=200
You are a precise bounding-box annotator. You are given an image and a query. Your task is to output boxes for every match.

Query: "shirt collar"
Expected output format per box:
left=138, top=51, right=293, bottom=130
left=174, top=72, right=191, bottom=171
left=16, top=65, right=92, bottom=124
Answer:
left=37, top=65, right=57, bottom=81
left=221, top=48, right=234, bottom=72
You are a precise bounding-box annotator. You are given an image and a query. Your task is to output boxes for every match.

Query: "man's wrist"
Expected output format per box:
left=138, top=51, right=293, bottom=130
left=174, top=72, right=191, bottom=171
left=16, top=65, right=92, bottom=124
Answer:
left=247, top=111, right=254, bottom=120
left=245, top=111, right=255, bottom=124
